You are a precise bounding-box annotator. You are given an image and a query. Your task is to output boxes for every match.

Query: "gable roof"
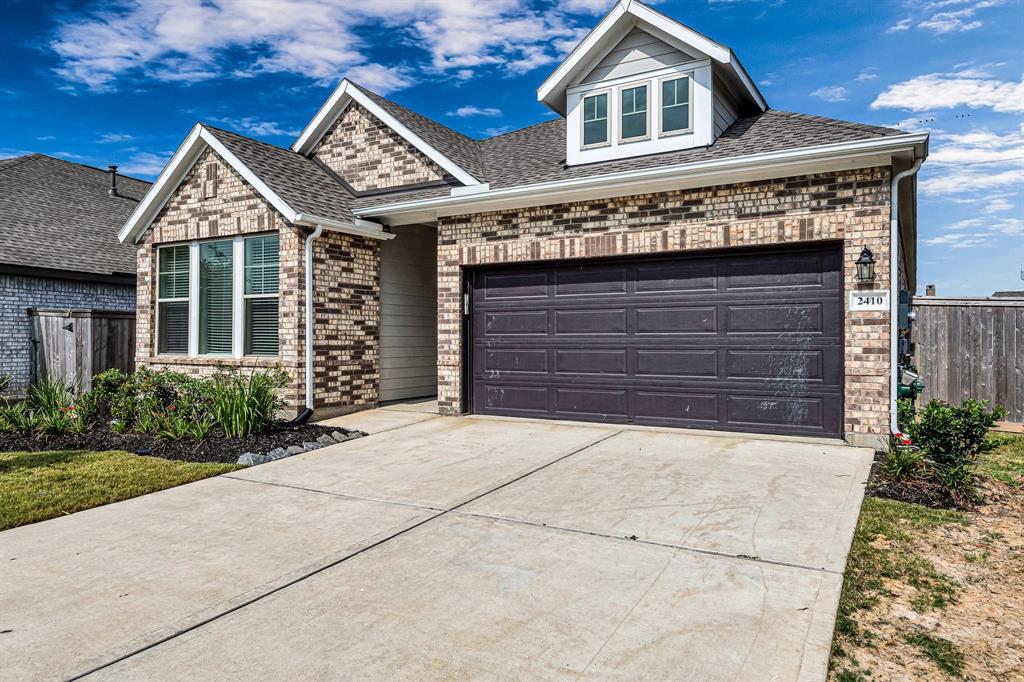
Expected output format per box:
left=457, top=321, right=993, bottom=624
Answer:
left=352, top=109, right=914, bottom=211
left=290, top=79, right=483, bottom=186
left=119, top=124, right=392, bottom=244
left=538, top=0, right=765, bottom=115
left=0, top=154, right=149, bottom=280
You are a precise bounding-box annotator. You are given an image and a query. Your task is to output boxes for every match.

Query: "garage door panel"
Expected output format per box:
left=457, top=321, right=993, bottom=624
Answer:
left=635, top=306, right=717, bottom=334
left=554, top=309, right=627, bottom=335
left=481, top=310, right=549, bottom=336
left=555, top=349, right=628, bottom=375
left=470, top=245, right=843, bottom=437
left=555, top=267, right=628, bottom=296
left=633, top=261, right=717, bottom=293
left=555, top=388, right=628, bottom=418
left=633, top=391, right=719, bottom=423
left=635, top=349, right=718, bottom=378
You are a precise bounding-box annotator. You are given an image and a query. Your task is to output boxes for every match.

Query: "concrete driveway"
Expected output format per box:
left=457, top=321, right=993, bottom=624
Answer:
left=0, top=403, right=873, bottom=681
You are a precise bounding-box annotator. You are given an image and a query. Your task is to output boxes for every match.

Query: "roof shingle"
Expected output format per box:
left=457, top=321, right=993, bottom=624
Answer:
left=0, top=154, right=149, bottom=278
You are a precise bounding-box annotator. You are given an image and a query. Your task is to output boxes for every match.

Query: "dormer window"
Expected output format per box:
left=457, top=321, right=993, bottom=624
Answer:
left=660, top=76, right=691, bottom=135
left=582, top=92, right=609, bottom=147
left=619, top=84, right=649, bottom=142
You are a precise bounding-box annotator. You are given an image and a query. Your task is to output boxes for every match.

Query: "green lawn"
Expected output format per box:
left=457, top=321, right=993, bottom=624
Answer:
left=0, top=450, right=239, bottom=531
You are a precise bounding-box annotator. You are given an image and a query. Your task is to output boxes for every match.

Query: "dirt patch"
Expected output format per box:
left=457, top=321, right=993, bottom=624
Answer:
left=0, top=422, right=364, bottom=464
left=831, top=478, right=1024, bottom=680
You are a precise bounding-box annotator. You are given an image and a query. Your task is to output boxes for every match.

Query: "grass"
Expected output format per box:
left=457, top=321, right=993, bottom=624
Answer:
left=0, top=450, right=239, bottom=531
left=978, top=434, right=1024, bottom=485
left=904, top=633, right=966, bottom=677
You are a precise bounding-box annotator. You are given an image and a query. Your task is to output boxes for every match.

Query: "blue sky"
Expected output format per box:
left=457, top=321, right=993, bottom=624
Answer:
left=2, top=0, right=1021, bottom=295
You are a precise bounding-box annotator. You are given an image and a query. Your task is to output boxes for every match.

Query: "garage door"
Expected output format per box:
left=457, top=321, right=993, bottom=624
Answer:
left=468, top=245, right=843, bottom=437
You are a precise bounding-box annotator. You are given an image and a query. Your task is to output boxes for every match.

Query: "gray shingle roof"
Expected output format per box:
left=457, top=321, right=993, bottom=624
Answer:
left=203, top=125, right=356, bottom=224
left=0, top=154, right=150, bottom=278
left=351, top=83, right=487, bottom=181
left=352, top=109, right=904, bottom=210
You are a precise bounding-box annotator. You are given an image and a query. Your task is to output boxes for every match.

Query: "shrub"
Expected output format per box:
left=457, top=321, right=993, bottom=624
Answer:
left=27, top=379, right=82, bottom=435
left=897, top=398, right=916, bottom=433
left=0, top=402, right=37, bottom=434
left=910, top=399, right=1006, bottom=470
left=79, top=369, right=211, bottom=434
left=884, top=439, right=924, bottom=480
left=208, top=367, right=288, bottom=438
left=0, top=374, right=11, bottom=399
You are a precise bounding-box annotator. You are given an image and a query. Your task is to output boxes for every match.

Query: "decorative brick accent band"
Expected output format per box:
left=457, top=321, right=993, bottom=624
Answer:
left=436, top=168, right=893, bottom=439
left=312, top=102, right=447, bottom=192
left=137, top=147, right=380, bottom=415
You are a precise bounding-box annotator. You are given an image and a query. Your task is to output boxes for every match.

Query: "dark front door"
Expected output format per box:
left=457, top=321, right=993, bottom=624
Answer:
left=468, top=244, right=844, bottom=437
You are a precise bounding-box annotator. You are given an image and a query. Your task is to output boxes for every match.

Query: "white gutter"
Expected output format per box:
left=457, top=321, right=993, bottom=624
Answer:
left=293, top=213, right=395, bottom=241
left=303, top=224, right=324, bottom=410
left=356, top=133, right=930, bottom=219
left=890, top=158, right=923, bottom=434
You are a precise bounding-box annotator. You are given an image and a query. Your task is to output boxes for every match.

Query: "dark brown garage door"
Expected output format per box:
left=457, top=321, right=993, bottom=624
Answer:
left=468, top=245, right=843, bottom=437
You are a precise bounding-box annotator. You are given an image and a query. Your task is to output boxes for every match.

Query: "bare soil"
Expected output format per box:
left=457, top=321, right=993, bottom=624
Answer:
left=0, top=423, right=364, bottom=464
left=832, top=478, right=1024, bottom=681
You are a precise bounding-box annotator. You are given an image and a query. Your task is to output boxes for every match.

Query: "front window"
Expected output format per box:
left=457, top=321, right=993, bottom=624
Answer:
left=157, top=245, right=189, bottom=355
left=620, top=84, right=648, bottom=141
left=156, top=234, right=280, bottom=358
left=582, top=92, right=608, bottom=147
left=661, top=76, right=691, bottom=134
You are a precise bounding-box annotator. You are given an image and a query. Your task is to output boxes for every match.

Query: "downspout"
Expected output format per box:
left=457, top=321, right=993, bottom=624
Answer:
left=304, top=224, right=324, bottom=411
left=889, top=159, right=923, bottom=433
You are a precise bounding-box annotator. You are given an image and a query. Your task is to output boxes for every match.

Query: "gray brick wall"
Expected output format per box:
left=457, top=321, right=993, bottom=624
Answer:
left=0, top=274, right=136, bottom=395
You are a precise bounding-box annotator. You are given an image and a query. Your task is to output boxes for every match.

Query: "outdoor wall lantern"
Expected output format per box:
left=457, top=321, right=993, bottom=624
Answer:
left=855, top=247, right=876, bottom=283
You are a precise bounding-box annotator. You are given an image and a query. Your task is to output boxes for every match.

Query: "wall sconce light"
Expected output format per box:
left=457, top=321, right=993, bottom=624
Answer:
left=855, top=247, right=876, bottom=283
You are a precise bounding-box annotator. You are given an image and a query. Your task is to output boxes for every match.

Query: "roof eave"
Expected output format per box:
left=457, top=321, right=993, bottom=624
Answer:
left=357, top=132, right=929, bottom=222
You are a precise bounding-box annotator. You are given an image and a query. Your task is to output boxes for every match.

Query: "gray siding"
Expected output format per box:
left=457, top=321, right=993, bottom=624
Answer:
left=0, top=274, right=135, bottom=396
left=379, top=225, right=438, bottom=401
left=713, top=72, right=740, bottom=137
left=581, top=27, right=697, bottom=84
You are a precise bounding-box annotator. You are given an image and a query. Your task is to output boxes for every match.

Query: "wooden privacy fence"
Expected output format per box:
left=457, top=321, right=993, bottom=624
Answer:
left=913, top=296, right=1024, bottom=423
left=28, top=308, right=135, bottom=392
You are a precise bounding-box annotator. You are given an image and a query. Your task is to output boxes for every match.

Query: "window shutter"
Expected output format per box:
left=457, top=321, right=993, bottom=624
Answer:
left=199, top=241, right=233, bottom=355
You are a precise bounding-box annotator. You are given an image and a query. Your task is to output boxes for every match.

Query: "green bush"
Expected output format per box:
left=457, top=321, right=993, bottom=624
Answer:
left=910, top=398, right=1006, bottom=470
left=897, top=397, right=916, bottom=433
left=207, top=368, right=288, bottom=438
left=884, top=439, right=924, bottom=480
left=81, top=368, right=212, bottom=434
left=0, top=402, right=37, bottom=434
left=27, top=379, right=83, bottom=435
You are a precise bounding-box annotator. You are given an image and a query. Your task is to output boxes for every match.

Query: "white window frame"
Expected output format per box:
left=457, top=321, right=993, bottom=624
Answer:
left=580, top=89, right=611, bottom=150
left=658, top=73, right=694, bottom=137
left=154, top=243, right=191, bottom=356
left=617, top=80, right=651, bottom=144
left=155, top=233, right=279, bottom=360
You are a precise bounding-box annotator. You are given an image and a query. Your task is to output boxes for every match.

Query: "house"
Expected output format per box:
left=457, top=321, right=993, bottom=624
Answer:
left=0, top=154, right=149, bottom=395
left=119, top=0, right=929, bottom=447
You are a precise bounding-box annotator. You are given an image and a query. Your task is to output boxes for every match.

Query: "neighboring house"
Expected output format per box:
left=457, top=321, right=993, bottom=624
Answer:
left=119, top=1, right=929, bottom=447
left=0, top=154, right=149, bottom=395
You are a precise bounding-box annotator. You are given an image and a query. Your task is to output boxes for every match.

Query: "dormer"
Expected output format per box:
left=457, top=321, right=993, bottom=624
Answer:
left=539, top=0, right=767, bottom=166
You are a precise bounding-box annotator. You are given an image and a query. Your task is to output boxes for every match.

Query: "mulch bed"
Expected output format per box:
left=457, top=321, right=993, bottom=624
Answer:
left=0, top=422, right=361, bottom=464
left=865, top=453, right=966, bottom=510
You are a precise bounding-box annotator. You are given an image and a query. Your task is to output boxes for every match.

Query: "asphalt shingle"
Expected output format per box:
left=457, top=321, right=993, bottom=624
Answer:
left=0, top=154, right=149, bottom=277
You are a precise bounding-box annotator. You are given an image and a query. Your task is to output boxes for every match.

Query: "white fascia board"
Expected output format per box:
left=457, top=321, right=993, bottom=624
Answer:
left=357, top=133, right=929, bottom=223
left=537, top=3, right=627, bottom=109
left=118, top=124, right=205, bottom=243
left=291, top=79, right=481, bottom=186
left=292, top=213, right=396, bottom=240
left=629, top=1, right=729, bottom=63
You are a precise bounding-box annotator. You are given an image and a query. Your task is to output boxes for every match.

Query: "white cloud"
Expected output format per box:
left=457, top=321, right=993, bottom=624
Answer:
left=920, top=166, right=1024, bottom=195
left=51, top=0, right=590, bottom=92
left=924, top=217, right=1024, bottom=248
left=928, top=127, right=1024, bottom=165
left=118, top=151, right=172, bottom=177
left=855, top=68, right=878, bottom=82
left=871, top=73, right=1024, bottom=113
left=97, top=132, right=134, bottom=143
left=211, top=117, right=299, bottom=137
left=810, top=85, right=849, bottom=102
left=447, top=106, right=502, bottom=117
left=887, top=18, right=913, bottom=32
left=562, top=0, right=612, bottom=12
left=981, top=193, right=1014, bottom=213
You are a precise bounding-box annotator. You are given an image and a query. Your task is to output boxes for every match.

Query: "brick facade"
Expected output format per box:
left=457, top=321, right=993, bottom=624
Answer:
left=312, top=103, right=447, bottom=192
left=136, top=147, right=380, bottom=415
left=0, top=274, right=136, bottom=396
left=436, top=168, right=894, bottom=441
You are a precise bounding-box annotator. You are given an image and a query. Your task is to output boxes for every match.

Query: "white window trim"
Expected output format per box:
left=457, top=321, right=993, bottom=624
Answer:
left=154, top=244, right=191, bottom=356
left=155, top=233, right=280, bottom=360
left=580, top=89, right=611, bottom=150
left=658, top=73, right=694, bottom=137
left=617, top=80, right=651, bottom=144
